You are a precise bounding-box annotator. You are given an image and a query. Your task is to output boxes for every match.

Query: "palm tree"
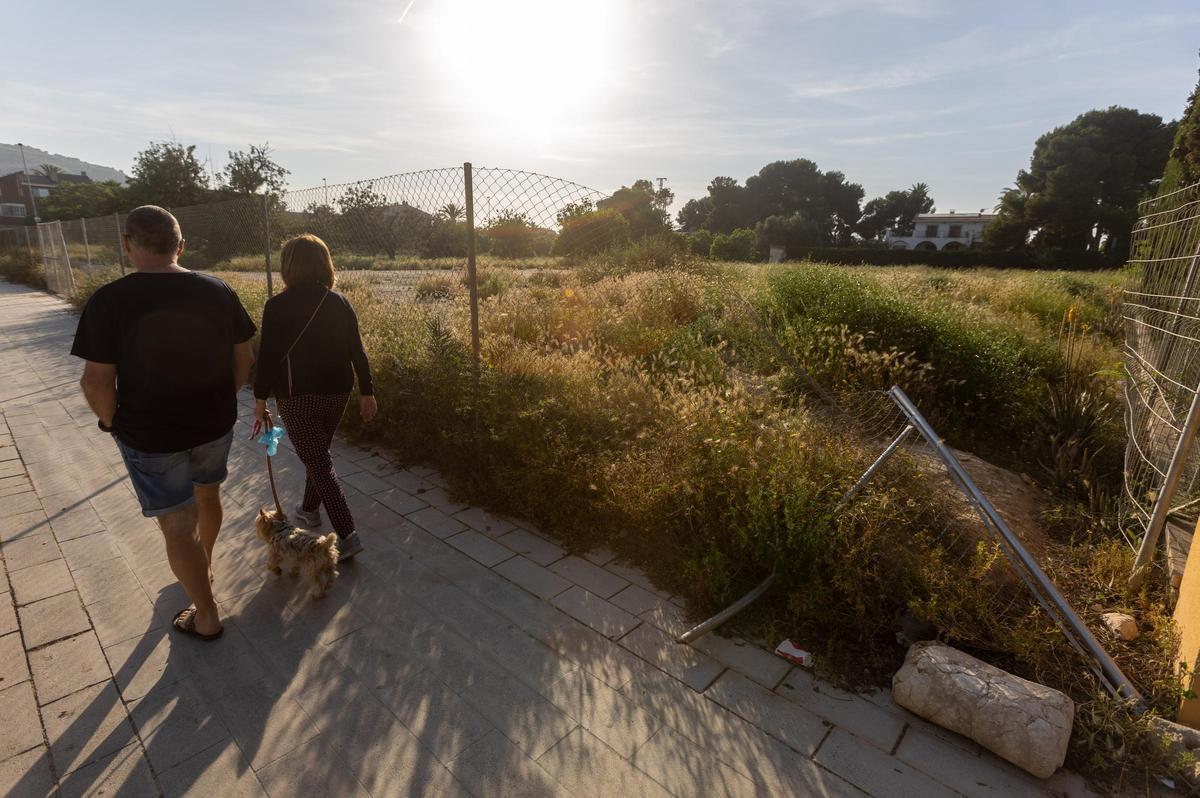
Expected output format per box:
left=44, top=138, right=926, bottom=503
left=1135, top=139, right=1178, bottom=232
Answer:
left=438, top=203, right=464, bottom=222
left=35, top=163, right=64, bottom=182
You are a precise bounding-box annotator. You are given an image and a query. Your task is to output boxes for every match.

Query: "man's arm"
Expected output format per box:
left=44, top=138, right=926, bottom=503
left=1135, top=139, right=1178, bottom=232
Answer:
left=80, top=361, right=117, bottom=428
left=233, top=340, right=254, bottom=390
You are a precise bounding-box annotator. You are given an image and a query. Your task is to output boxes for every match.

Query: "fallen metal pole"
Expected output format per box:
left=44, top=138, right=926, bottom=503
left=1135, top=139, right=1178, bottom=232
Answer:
left=888, top=386, right=1144, bottom=706
left=677, top=423, right=915, bottom=645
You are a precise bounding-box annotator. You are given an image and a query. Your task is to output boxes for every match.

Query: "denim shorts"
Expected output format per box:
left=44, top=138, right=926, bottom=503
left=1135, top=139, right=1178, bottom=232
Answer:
left=115, top=430, right=234, bottom=518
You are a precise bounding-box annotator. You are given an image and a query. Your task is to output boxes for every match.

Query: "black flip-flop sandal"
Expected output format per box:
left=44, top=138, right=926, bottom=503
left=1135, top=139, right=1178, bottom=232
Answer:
left=172, top=608, right=224, bottom=641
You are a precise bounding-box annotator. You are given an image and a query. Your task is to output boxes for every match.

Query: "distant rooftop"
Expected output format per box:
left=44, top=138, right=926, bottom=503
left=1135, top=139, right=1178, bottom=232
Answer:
left=914, top=212, right=998, bottom=222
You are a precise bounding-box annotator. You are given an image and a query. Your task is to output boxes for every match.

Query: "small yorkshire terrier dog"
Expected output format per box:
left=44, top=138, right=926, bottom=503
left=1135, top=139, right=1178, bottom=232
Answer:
left=255, top=509, right=339, bottom=598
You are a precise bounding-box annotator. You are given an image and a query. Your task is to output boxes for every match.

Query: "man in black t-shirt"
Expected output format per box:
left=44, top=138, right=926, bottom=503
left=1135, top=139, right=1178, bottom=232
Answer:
left=72, top=206, right=256, bottom=640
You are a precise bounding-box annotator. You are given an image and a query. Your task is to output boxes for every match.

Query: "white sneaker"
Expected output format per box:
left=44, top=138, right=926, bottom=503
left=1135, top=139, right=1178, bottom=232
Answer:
left=294, top=506, right=322, bottom=528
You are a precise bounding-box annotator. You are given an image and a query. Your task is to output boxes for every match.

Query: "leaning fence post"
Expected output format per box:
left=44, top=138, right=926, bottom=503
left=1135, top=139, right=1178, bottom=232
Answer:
left=262, top=194, right=274, bottom=297
left=114, top=213, right=125, bottom=274
left=81, top=219, right=92, bottom=265
left=463, top=162, right=481, bottom=371
left=1130, top=390, right=1200, bottom=589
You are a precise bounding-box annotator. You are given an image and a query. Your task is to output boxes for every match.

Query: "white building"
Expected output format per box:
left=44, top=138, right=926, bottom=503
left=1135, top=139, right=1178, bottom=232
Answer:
left=885, top=211, right=997, bottom=251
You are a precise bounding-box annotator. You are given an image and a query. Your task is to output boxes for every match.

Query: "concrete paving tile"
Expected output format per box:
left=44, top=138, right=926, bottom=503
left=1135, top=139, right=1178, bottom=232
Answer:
left=0, top=490, right=42, bottom=517
left=407, top=506, right=468, bottom=539
left=494, top=555, right=571, bottom=600
left=632, top=725, right=761, bottom=798
left=640, top=601, right=692, bottom=638
left=1, top=531, right=61, bottom=571
left=549, top=556, right=629, bottom=598
left=691, top=635, right=791, bottom=689
left=617, top=622, right=725, bottom=692
left=456, top=665, right=579, bottom=760
left=0, top=482, right=33, bottom=499
left=374, top=486, right=429, bottom=516
left=158, top=741, right=269, bottom=798
left=778, top=667, right=907, bottom=752
left=453, top=507, right=516, bottom=537
left=73, top=558, right=140, bottom=606
left=341, top=470, right=393, bottom=495
left=0, top=630, right=29, bottom=690
left=58, top=532, right=123, bottom=572
left=255, top=734, right=373, bottom=798
left=0, top=745, right=56, bottom=798
left=412, top=484, right=468, bottom=513
left=582, top=547, right=617, bottom=566
left=46, top=502, right=106, bottom=542
left=88, top=589, right=161, bottom=647
left=537, top=727, right=672, bottom=798
left=539, top=621, right=655, bottom=692
left=603, top=561, right=672, bottom=598
left=19, top=591, right=91, bottom=649
left=894, top=725, right=1053, bottom=798
left=58, top=742, right=159, bottom=798
left=215, top=677, right=319, bottom=770
left=104, top=629, right=186, bottom=702
left=297, top=679, right=470, bottom=798
left=376, top=668, right=497, bottom=763
left=450, top=731, right=569, bottom=798
left=0, top=509, right=50, bottom=543
left=130, top=681, right=231, bottom=773
left=497, top=528, right=565, bottom=566
left=9, top=558, right=74, bottom=606
left=0, top=591, right=14, bottom=636
left=42, top=681, right=137, bottom=775
left=446, top=529, right=514, bottom=567
left=383, top=469, right=434, bottom=494
left=29, top=631, right=112, bottom=705
left=705, top=671, right=833, bottom=754
left=552, top=586, right=642, bottom=640
left=543, top=669, right=660, bottom=758
left=609, top=584, right=665, bottom=616
left=815, top=728, right=960, bottom=798
left=0, top=680, right=43, bottom=761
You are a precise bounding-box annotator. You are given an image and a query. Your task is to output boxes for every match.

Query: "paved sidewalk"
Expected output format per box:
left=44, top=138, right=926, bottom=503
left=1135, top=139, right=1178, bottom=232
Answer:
left=0, top=281, right=1098, bottom=797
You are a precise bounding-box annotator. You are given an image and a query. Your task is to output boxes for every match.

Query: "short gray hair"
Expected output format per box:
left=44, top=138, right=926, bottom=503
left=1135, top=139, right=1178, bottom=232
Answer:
left=125, top=205, right=182, bottom=255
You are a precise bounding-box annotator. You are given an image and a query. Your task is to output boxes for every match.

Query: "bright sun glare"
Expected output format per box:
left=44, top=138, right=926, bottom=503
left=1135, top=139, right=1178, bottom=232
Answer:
left=427, top=0, right=621, bottom=143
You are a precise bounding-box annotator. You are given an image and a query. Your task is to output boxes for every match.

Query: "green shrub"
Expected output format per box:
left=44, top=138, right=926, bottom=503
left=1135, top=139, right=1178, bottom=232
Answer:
left=710, top=228, right=758, bottom=261
left=414, top=274, right=458, bottom=301
left=423, top=220, right=469, bottom=258
left=0, top=251, right=45, bottom=288
left=687, top=230, right=714, bottom=257
left=552, top=209, right=630, bottom=257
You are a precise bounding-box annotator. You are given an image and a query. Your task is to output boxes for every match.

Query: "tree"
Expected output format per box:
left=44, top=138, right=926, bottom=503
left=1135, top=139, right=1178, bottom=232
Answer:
left=988, top=106, right=1175, bottom=258
left=676, top=196, right=712, bottom=232
left=1160, top=59, right=1200, bottom=195
left=709, top=228, right=758, bottom=261
left=488, top=211, right=540, bottom=257
left=222, top=143, right=289, bottom=196
left=36, top=164, right=64, bottom=181
left=41, top=180, right=127, bottom=220
left=744, top=160, right=864, bottom=245
left=687, top=229, right=714, bottom=257
left=755, top=213, right=823, bottom=255
left=856, top=183, right=935, bottom=241
left=337, top=183, right=428, bottom=259
left=597, top=179, right=673, bottom=238
left=126, top=141, right=210, bottom=208
left=552, top=208, right=630, bottom=256
left=438, top=203, right=465, bottom=222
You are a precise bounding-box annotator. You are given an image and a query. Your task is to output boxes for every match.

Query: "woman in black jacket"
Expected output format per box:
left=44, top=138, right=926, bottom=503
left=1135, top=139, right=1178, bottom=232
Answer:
left=253, top=234, right=377, bottom=561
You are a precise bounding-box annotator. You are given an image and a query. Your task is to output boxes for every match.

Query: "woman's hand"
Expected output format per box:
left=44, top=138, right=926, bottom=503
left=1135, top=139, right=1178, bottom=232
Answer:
left=254, top=399, right=267, bottom=427
left=359, top=395, right=378, bottom=423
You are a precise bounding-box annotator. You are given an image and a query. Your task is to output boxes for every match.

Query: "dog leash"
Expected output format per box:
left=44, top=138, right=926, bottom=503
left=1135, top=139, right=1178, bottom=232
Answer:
left=250, top=410, right=286, bottom=518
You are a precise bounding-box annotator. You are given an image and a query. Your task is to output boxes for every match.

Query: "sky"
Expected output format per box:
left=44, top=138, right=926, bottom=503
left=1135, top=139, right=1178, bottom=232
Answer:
left=5, top=0, right=1200, bottom=215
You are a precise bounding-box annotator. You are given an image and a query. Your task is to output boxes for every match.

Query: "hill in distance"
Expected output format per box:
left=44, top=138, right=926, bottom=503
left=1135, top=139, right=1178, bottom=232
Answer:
left=0, top=143, right=127, bottom=184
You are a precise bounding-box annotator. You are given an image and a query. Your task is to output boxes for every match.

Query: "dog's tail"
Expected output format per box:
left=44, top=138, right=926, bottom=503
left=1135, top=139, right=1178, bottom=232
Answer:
left=318, top=533, right=340, bottom=572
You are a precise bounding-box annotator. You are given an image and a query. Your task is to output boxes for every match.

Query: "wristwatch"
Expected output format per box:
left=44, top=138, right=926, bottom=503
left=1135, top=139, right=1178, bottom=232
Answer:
left=98, top=419, right=114, bottom=433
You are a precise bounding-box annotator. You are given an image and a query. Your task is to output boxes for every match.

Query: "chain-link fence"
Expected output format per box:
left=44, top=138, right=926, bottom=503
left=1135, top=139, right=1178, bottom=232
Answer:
left=1123, top=180, right=1200, bottom=589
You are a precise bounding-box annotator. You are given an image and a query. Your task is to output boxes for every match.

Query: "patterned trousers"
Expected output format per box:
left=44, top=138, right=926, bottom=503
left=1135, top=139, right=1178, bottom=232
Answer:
left=276, top=393, right=354, bottom=539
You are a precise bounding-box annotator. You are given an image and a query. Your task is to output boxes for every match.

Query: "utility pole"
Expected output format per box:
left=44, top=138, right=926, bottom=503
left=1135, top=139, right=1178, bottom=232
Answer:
left=656, top=177, right=668, bottom=192
left=323, top=178, right=328, bottom=207
left=17, top=143, right=40, bottom=223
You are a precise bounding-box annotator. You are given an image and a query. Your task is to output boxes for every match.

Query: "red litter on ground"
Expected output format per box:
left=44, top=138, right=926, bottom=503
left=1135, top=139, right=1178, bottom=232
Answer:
left=775, top=640, right=814, bottom=668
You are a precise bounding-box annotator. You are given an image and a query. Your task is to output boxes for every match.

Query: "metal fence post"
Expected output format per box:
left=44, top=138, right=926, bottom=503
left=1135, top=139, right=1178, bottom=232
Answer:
left=1130, top=390, right=1200, bottom=588
left=114, top=213, right=125, bottom=274
left=81, top=219, right=92, bottom=266
left=262, top=194, right=274, bottom=297
left=463, top=162, right=481, bottom=370
left=23, top=226, right=34, bottom=260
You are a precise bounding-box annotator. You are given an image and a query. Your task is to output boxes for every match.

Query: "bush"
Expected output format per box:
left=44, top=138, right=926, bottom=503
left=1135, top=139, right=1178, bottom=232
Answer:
left=423, top=221, right=469, bottom=258
left=552, top=209, right=630, bottom=257
left=783, top=246, right=1120, bottom=271
left=488, top=212, right=543, bottom=258
left=710, top=228, right=758, bottom=261
left=687, top=230, right=713, bottom=257
left=756, top=213, right=823, bottom=255
left=414, top=274, right=458, bottom=301
left=0, top=251, right=45, bottom=288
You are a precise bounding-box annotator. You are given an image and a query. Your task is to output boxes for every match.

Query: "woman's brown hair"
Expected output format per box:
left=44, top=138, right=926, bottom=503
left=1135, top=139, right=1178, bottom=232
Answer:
left=280, top=234, right=336, bottom=288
